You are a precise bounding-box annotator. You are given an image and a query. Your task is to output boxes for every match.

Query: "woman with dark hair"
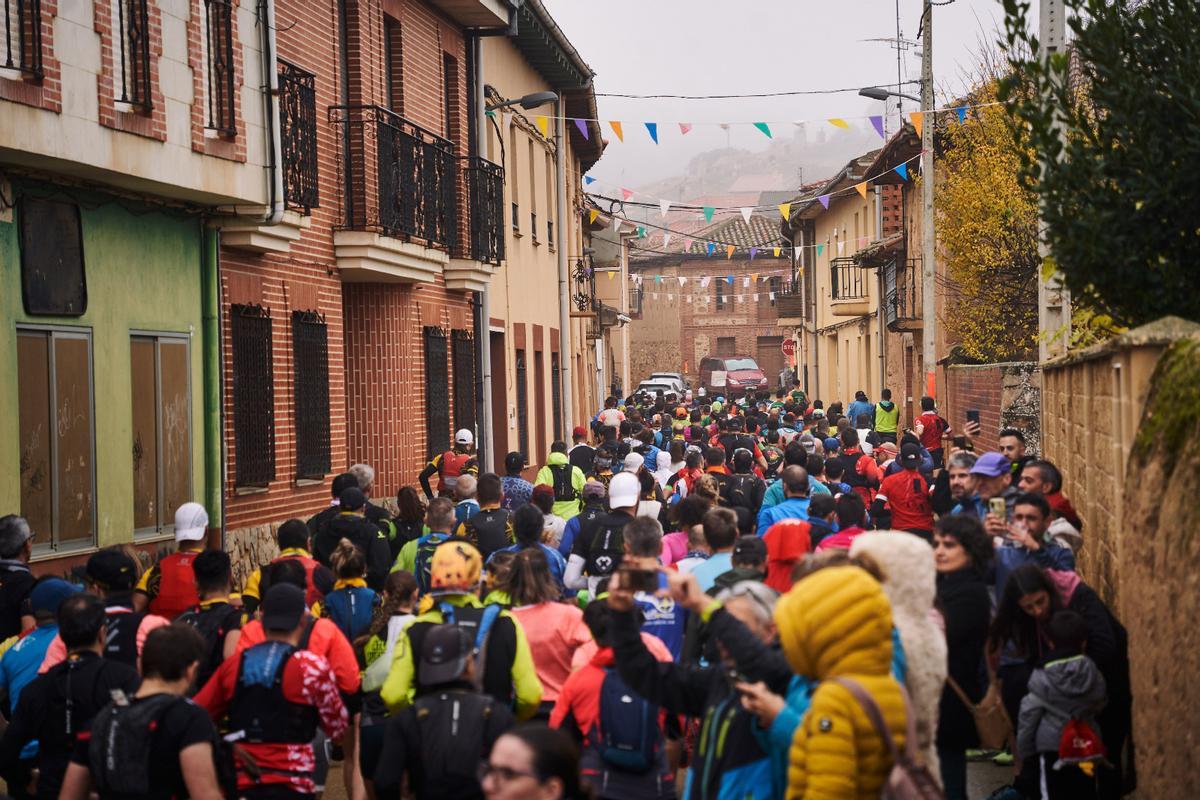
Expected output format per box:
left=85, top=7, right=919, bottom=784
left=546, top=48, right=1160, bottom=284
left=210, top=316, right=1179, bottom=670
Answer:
left=989, top=564, right=1132, bottom=799
left=932, top=515, right=994, bottom=799
left=660, top=495, right=710, bottom=567
left=481, top=723, right=589, bottom=800
left=393, top=486, right=427, bottom=560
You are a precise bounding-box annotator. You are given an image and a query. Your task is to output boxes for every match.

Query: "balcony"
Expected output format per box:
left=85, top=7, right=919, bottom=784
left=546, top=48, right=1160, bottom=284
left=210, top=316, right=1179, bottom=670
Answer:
left=446, top=155, right=505, bottom=291
left=884, top=257, right=922, bottom=332
left=774, top=279, right=806, bottom=323
left=830, top=258, right=871, bottom=317
left=1, top=0, right=43, bottom=81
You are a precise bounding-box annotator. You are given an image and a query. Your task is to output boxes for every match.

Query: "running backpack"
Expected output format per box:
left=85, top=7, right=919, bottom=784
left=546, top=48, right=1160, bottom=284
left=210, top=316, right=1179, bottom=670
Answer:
left=437, top=602, right=502, bottom=691
left=595, top=668, right=661, bottom=774
left=725, top=474, right=759, bottom=511
left=412, top=691, right=499, bottom=795
left=88, top=692, right=182, bottom=796
left=549, top=463, right=578, bottom=503
left=413, top=533, right=451, bottom=595
left=177, top=603, right=242, bottom=694
left=584, top=518, right=628, bottom=578
left=323, top=586, right=378, bottom=642
left=763, top=445, right=785, bottom=478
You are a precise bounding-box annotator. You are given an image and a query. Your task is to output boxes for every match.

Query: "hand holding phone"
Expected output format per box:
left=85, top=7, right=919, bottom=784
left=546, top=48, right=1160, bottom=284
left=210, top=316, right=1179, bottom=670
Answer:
left=966, top=409, right=981, bottom=425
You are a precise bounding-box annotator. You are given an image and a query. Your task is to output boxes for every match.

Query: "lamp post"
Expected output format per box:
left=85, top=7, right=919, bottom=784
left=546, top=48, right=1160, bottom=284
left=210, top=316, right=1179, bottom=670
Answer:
left=859, top=0, right=936, bottom=401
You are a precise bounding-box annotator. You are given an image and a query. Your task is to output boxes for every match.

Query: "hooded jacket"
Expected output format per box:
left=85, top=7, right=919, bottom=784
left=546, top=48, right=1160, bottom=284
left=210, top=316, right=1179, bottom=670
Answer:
left=534, top=452, right=586, bottom=520
left=1017, top=653, right=1106, bottom=758
left=776, top=566, right=907, bottom=799
left=850, top=532, right=947, bottom=775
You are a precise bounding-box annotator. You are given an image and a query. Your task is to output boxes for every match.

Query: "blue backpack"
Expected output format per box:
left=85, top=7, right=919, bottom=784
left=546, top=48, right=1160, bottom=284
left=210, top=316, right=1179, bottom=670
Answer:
left=413, top=532, right=451, bottom=594
left=438, top=602, right=502, bottom=691
left=323, top=585, right=378, bottom=642
left=595, top=668, right=661, bottom=774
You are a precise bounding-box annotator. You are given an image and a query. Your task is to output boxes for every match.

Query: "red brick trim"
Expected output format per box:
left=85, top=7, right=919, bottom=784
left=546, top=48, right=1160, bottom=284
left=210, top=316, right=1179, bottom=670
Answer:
left=0, top=0, right=61, bottom=111
left=94, top=0, right=167, bottom=141
left=186, top=0, right=246, bottom=162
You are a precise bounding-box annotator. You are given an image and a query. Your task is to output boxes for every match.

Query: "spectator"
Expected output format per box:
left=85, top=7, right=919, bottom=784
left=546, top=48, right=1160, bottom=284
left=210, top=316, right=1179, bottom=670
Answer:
left=998, top=428, right=1034, bottom=485
left=0, top=516, right=37, bottom=640
left=989, top=493, right=1076, bottom=598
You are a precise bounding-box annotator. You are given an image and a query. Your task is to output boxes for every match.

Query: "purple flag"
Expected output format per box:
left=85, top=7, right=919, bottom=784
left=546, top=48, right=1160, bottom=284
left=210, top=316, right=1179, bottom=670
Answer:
left=574, top=118, right=589, bottom=139
left=749, top=246, right=759, bottom=260
left=819, top=195, right=831, bottom=209
left=869, top=115, right=885, bottom=139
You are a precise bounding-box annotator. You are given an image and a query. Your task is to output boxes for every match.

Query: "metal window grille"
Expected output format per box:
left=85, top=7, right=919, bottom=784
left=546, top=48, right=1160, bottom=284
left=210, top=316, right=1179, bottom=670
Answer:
left=769, top=276, right=781, bottom=306
left=422, top=326, right=450, bottom=458
left=203, top=0, right=235, bottom=135
left=115, top=0, right=152, bottom=111
left=231, top=304, right=275, bottom=486
left=2, top=0, right=43, bottom=79
left=279, top=61, right=318, bottom=211
left=291, top=311, right=330, bottom=479
left=715, top=279, right=725, bottom=309
left=515, top=349, right=528, bottom=459
left=451, top=329, right=475, bottom=437
left=551, top=352, right=562, bottom=443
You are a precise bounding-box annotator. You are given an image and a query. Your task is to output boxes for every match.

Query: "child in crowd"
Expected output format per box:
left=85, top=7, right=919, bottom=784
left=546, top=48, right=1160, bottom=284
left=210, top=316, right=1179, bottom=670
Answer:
left=317, top=538, right=379, bottom=643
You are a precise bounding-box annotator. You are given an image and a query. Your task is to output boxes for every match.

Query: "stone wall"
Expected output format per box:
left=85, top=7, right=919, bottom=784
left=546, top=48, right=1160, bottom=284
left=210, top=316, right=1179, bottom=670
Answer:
left=945, top=362, right=1041, bottom=454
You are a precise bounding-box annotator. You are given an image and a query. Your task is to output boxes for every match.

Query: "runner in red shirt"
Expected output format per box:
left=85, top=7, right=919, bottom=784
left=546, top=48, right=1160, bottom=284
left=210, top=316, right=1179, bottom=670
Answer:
left=915, top=396, right=950, bottom=468
left=872, top=443, right=935, bottom=540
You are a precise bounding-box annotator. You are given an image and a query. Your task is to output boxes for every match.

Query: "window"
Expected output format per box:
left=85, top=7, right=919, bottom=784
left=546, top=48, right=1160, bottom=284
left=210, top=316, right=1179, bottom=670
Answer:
left=715, top=278, right=725, bottom=310
left=717, top=338, right=737, bottom=357
left=515, top=349, right=528, bottom=459
left=292, top=311, right=330, bottom=480
left=113, top=0, right=152, bottom=110
left=528, top=139, right=537, bottom=241
left=551, top=352, right=562, bottom=442
left=131, top=335, right=191, bottom=537
left=451, top=329, right=476, bottom=437
left=19, top=196, right=86, bottom=316
left=18, top=327, right=95, bottom=552
left=441, top=52, right=458, bottom=141
left=545, top=152, right=554, bottom=247
left=769, top=276, right=781, bottom=306
left=230, top=304, right=275, bottom=486
left=1, top=0, right=44, bottom=79
left=383, top=16, right=403, bottom=113
left=279, top=61, right=318, bottom=212
left=422, top=326, right=450, bottom=457
left=203, top=0, right=235, bottom=135
left=509, top=125, right=519, bottom=232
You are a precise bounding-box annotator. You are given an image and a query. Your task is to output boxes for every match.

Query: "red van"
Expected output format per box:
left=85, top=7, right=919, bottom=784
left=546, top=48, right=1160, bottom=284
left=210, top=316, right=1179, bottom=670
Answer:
left=698, top=356, right=769, bottom=398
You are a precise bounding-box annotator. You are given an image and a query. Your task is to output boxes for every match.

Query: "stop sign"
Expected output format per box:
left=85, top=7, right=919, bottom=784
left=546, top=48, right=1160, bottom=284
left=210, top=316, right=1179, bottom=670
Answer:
left=781, top=338, right=796, bottom=358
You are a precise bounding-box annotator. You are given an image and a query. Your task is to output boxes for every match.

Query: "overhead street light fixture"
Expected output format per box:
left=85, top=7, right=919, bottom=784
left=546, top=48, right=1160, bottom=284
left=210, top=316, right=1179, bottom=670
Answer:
left=859, top=86, right=921, bottom=104
left=486, top=91, right=559, bottom=112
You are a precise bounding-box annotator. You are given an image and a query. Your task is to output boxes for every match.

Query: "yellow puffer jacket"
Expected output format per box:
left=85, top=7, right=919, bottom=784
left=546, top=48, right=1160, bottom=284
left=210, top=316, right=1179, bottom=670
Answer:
left=775, top=565, right=907, bottom=800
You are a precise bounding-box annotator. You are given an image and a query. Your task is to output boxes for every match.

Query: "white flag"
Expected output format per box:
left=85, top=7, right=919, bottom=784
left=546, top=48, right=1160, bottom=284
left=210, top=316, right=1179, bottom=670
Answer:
left=662, top=233, right=671, bottom=249
left=667, top=294, right=673, bottom=301
left=740, top=207, right=753, bottom=224
left=769, top=291, right=776, bottom=300
left=687, top=295, right=692, bottom=303
left=753, top=293, right=759, bottom=302
left=613, top=216, right=621, bottom=232
left=660, top=199, right=672, bottom=218
left=743, top=277, right=750, bottom=288
left=700, top=276, right=711, bottom=288
left=837, top=240, right=845, bottom=255
left=677, top=276, right=687, bottom=286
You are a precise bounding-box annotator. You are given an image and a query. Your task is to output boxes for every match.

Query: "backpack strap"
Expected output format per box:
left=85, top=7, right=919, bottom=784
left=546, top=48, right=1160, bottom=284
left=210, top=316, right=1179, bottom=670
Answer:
left=831, top=677, right=920, bottom=765
left=297, top=616, right=317, bottom=651
left=472, top=604, right=502, bottom=693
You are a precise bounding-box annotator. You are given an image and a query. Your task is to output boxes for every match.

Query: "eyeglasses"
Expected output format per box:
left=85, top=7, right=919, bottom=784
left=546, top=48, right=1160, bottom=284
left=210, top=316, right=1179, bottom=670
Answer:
left=477, top=762, right=540, bottom=784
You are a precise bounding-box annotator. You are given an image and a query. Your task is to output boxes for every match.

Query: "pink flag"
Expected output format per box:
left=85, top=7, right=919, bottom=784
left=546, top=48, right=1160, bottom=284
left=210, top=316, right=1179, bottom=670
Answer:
left=678, top=122, right=692, bottom=135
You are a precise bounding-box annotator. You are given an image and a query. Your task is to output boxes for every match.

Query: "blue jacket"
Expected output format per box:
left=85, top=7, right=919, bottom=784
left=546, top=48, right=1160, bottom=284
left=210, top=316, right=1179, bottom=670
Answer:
left=0, top=624, right=59, bottom=758
left=990, top=540, right=1076, bottom=596
left=846, top=400, right=876, bottom=426
left=756, top=497, right=810, bottom=534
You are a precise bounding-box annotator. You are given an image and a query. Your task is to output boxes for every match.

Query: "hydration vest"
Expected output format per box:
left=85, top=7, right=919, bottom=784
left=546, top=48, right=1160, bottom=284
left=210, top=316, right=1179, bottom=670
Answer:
left=718, top=433, right=757, bottom=465
left=229, top=641, right=319, bottom=745
left=440, top=450, right=473, bottom=493
left=149, top=551, right=200, bottom=620
left=103, top=607, right=147, bottom=666
left=268, top=553, right=325, bottom=607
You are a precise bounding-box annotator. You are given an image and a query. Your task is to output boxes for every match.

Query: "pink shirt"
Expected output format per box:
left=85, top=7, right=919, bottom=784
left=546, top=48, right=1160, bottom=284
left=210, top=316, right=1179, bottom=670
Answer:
left=660, top=532, right=689, bottom=567
left=510, top=601, right=593, bottom=702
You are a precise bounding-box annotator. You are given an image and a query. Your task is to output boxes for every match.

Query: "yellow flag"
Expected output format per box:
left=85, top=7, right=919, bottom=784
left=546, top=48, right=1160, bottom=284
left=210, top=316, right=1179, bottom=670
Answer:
left=607, top=271, right=614, bottom=280
left=751, top=273, right=759, bottom=283
left=772, top=247, right=781, bottom=258
left=827, top=118, right=850, bottom=130
left=778, top=202, right=791, bottom=220
left=726, top=245, right=735, bottom=259
left=535, top=116, right=549, bottom=138
left=610, top=121, right=624, bottom=142
left=589, top=209, right=599, bottom=225
left=855, top=182, right=868, bottom=199
left=909, top=111, right=924, bottom=138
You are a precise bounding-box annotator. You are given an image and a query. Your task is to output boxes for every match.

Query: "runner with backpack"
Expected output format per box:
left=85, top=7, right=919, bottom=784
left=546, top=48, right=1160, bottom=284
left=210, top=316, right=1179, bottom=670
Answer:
left=241, top=519, right=334, bottom=617
left=391, top=497, right=458, bottom=593
left=535, top=442, right=586, bottom=521
left=458, top=474, right=515, bottom=561
left=722, top=449, right=766, bottom=517
left=132, top=502, right=209, bottom=620
left=60, top=624, right=223, bottom=800
left=175, top=550, right=241, bottom=694
left=316, top=539, right=380, bottom=644
left=418, top=430, right=480, bottom=500
left=372, top=624, right=515, bottom=799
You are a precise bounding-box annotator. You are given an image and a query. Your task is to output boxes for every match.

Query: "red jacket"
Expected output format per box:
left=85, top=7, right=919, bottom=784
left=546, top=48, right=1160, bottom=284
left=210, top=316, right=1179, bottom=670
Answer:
left=762, top=520, right=811, bottom=592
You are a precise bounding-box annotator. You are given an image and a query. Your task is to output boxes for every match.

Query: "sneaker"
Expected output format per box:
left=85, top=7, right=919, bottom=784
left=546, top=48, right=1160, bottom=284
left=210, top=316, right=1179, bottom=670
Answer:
left=992, top=749, right=1015, bottom=766
left=967, top=748, right=1001, bottom=762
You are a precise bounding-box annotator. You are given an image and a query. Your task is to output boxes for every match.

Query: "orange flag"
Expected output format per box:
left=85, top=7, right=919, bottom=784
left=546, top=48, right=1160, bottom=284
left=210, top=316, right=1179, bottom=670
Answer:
left=609, top=121, right=624, bottom=142
left=909, top=111, right=924, bottom=138
left=726, top=245, right=735, bottom=259
left=855, top=182, right=868, bottom=199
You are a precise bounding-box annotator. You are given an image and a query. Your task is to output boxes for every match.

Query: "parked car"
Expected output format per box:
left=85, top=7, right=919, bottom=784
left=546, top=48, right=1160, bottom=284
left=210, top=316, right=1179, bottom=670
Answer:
left=635, top=380, right=682, bottom=402
left=648, top=372, right=688, bottom=392
left=698, top=356, right=769, bottom=398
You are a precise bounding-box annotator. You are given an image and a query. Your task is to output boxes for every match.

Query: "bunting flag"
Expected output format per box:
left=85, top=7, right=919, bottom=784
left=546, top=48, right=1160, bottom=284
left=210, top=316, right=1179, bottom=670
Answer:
left=655, top=274, right=662, bottom=284
left=740, top=207, right=753, bottom=224
left=742, top=276, right=750, bottom=288
left=837, top=241, right=845, bottom=255
left=772, top=247, right=781, bottom=258
left=819, top=195, right=831, bottom=210
left=667, top=294, right=673, bottom=301
left=703, top=207, right=715, bottom=223
left=753, top=293, right=759, bottom=302
left=749, top=247, right=758, bottom=261
left=636, top=226, right=646, bottom=238
left=588, top=209, right=599, bottom=225
left=909, top=111, right=924, bottom=138
left=707, top=242, right=716, bottom=256
left=610, top=120, right=624, bottom=141
left=817, top=244, right=824, bottom=257
left=753, top=122, right=772, bottom=139
left=607, top=271, right=614, bottom=280
left=621, top=188, right=634, bottom=201
left=677, top=276, right=686, bottom=286
left=726, top=245, right=736, bottom=259
left=700, top=276, right=711, bottom=287
left=574, top=118, right=589, bottom=139
left=662, top=233, right=671, bottom=249
left=956, top=107, right=967, bottom=124
left=660, top=199, right=671, bottom=218
left=652, top=293, right=658, bottom=300
left=535, top=116, right=549, bottom=138
left=678, top=122, right=692, bottom=135
left=687, top=295, right=692, bottom=303
left=645, top=122, right=658, bottom=144
left=869, top=115, right=886, bottom=138
left=683, top=237, right=692, bottom=251
left=895, top=163, right=908, bottom=181
left=778, top=202, right=791, bottom=221
left=769, top=292, right=776, bottom=301
left=855, top=182, right=868, bottom=199
left=501, top=111, right=513, bottom=130
left=485, top=110, right=495, bottom=119
left=613, top=216, right=622, bottom=232
left=725, top=275, right=734, bottom=285
left=827, top=118, right=850, bottom=129
left=584, top=175, right=596, bottom=185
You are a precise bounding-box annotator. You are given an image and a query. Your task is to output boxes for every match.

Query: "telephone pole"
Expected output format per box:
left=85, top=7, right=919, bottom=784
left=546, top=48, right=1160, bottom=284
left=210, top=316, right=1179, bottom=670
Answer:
left=920, top=0, right=937, bottom=399
left=1038, top=0, right=1070, bottom=361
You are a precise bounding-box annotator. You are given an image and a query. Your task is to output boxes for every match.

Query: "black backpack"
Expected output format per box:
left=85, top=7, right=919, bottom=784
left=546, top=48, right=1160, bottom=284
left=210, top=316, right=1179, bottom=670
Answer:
left=583, top=515, right=629, bottom=578
left=725, top=474, right=759, bottom=511
left=412, top=691, right=499, bottom=795
left=594, top=668, right=661, bottom=774
left=88, top=692, right=182, bottom=796
left=177, top=603, right=241, bottom=695
left=549, top=463, right=578, bottom=503
left=719, top=434, right=756, bottom=465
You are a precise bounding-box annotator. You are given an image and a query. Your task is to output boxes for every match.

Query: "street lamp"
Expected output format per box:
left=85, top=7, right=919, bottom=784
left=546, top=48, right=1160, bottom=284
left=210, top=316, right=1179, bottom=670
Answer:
left=858, top=86, right=921, bottom=104
left=485, top=91, right=558, bottom=112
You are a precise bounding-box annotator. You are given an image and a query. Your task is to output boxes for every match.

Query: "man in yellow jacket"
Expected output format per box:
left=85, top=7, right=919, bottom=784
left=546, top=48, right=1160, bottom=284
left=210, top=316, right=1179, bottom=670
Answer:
left=534, top=442, right=586, bottom=520
left=776, top=565, right=908, bottom=799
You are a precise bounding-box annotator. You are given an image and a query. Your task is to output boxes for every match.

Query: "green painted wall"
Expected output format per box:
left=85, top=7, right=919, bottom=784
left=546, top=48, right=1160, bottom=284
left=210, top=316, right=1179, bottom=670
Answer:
left=0, top=183, right=207, bottom=554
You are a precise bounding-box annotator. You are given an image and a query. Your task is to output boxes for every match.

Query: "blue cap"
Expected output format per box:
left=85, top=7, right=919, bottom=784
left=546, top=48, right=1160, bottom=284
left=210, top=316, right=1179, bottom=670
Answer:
left=970, top=451, right=1012, bottom=477
left=30, top=578, right=83, bottom=615
left=823, top=437, right=841, bottom=453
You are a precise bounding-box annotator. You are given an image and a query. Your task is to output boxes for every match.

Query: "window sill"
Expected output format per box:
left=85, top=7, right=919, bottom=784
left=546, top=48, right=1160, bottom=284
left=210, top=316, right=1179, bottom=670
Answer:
left=234, top=485, right=270, bottom=496
left=32, top=543, right=98, bottom=563
left=512, top=229, right=523, bottom=238
left=295, top=477, right=326, bottom=487
left=532, top=238, right=541, bottom=247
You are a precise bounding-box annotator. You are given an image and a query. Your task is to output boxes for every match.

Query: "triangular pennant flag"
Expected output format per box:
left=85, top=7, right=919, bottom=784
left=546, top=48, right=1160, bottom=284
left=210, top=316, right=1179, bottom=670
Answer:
left=909, top=111, right=923, bottom=138
left=607, top=271, right=614, bottom=280
left=662, top=234, right=671, bottom=249
left=613, top=216, right=621, bottom=232
left=683, top=237, right=692, bottom=251
left=736, top=295, right=743, bottom=303
left=753, top=122, right=772, bottom=138
left=667, top=294, right=673, bottom=302
left=655, top=275, right=662, bottom=284
left=819, top=195, right=831, bottom=209
left=687, top=295, right=692, bottom=304
left=769, top=291, right=776, bottom=301
left=753, top=293, right=759, bottom=302
left=700, top=276, right=711, bottom=288
left=772, top=247, right=781, bottom=257
left=621, top=188, right=634, bottom=201
left=869, top=115, right=885, bottom=138
left=652, top=293, right=658, bottom=300
left=726, top=245, right=736, bottom=259
left=501, top=111, right=513, bottom=130
left=740, top=207, right=753, bottom=224
left=725, top=275, right=734, bottom=285
left=677, top=276, right=686, bottom=286
left=535, top=116, right=549, bottom=138
left=817, top=244, right=824, bottom=257
left=895, top=163, right=908, bottom=181
left=636, top=226, right=646, bottom=238
left=956, top=106, right=967, bottom=124
left=827, top=118, right=850, bottom=130
left=707, top=242, right=716, bottom=256
left=574, top=118, right=589, bottom=139
left=751, top=273, right=759, bottom=282
left=742, top=276, right=750, bottom=287
left=609, top=121, right=624, bottom=142
left=778, top=202, right=791, bottom=220
left=583, top=175, right=596, bottom=185
left=485, top=110, right=496, bottom=119
left=837, top=240, right=845, bottom=255
left=855, top=182, right=868, bottom=199
left=703, top=207, right=715, bottom=223
left=644, top=122, right=658, bottom=144
left=659, top=199, right=671, bottom=218
left=749, top=247, right=758, bottom=261
left=678, top=122, right=692, bottom=135
left=588, top=209, right=599, bottom=225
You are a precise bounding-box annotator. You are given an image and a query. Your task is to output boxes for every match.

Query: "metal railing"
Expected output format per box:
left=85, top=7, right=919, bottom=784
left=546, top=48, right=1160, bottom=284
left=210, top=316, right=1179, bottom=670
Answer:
left=774, top=278, right=807, bottom=318
left=203, top=0, right=235, bottom=134
left=279, top=61, right=319, bottom=211
left=331, top=105, right=458, bottom=249
left=883, top=257, right=921, bottom=329
left=830, top=258, right=868, bottom=300
left=116, top=0, right=152, bottom=111
left=458, top=156, right=504, bottom=264
left=2, top=0, right=42, bottom=79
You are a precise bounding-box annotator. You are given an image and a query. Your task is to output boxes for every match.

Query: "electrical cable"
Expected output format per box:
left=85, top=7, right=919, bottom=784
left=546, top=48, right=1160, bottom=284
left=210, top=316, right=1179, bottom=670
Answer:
left=595, top=82, right=920, bottom=100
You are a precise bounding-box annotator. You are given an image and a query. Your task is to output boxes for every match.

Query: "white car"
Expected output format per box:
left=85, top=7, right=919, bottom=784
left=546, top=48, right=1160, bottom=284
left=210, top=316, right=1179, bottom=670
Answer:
left=646, top=373, right=687, bottom=393
left=635, top=381, right=681, bottom=401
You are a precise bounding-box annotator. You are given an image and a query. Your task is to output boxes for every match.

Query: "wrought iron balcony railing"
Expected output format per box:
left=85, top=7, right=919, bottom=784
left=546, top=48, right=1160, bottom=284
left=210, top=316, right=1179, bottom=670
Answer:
left=279, top=61, right=318, bottom=212
left=331, top=105, right=458, bottom=249
left=2, top=0, right=43, bottom=80
left=883, top=257, right=922, bottom=330
left=458, top=155, right=505, bottom=265
left=830, top=258, right=868, bottom=300
left=774, top=278, right=807, bottom=319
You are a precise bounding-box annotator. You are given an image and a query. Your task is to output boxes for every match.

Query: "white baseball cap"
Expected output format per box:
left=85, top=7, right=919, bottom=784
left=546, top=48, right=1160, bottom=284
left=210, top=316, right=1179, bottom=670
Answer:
left=623, top=452, right=645, bottom=474
left=174, top=502, right=209, bottom=542
left=608, top=472, right=641, bottom=509
left=455, top=429, right=474, bottom=446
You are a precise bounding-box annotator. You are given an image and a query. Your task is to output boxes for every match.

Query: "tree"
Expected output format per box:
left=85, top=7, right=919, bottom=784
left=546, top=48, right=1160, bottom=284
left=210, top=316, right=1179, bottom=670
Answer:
left=937, top=79, right=1040, bottom=362
left=1000, top=0, right=1200, bottom=328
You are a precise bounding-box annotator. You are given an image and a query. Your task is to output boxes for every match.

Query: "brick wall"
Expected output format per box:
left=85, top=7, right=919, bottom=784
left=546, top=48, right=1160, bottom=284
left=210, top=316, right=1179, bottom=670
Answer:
left=94, top=0, right=168, bottom=141
left=944, top=362, right=1040, bottom=454
left=0, top=0, right=61, bottom=112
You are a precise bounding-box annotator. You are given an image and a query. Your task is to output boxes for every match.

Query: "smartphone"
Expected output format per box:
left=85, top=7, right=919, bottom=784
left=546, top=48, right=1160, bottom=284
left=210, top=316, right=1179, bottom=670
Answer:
left=966, top=409, right=981, bottom=425
left=988, top=497, right=1007, bottom=519
left=726, top=667, right=750, bottom=689
left=616, top=567, right=663, bottom=594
